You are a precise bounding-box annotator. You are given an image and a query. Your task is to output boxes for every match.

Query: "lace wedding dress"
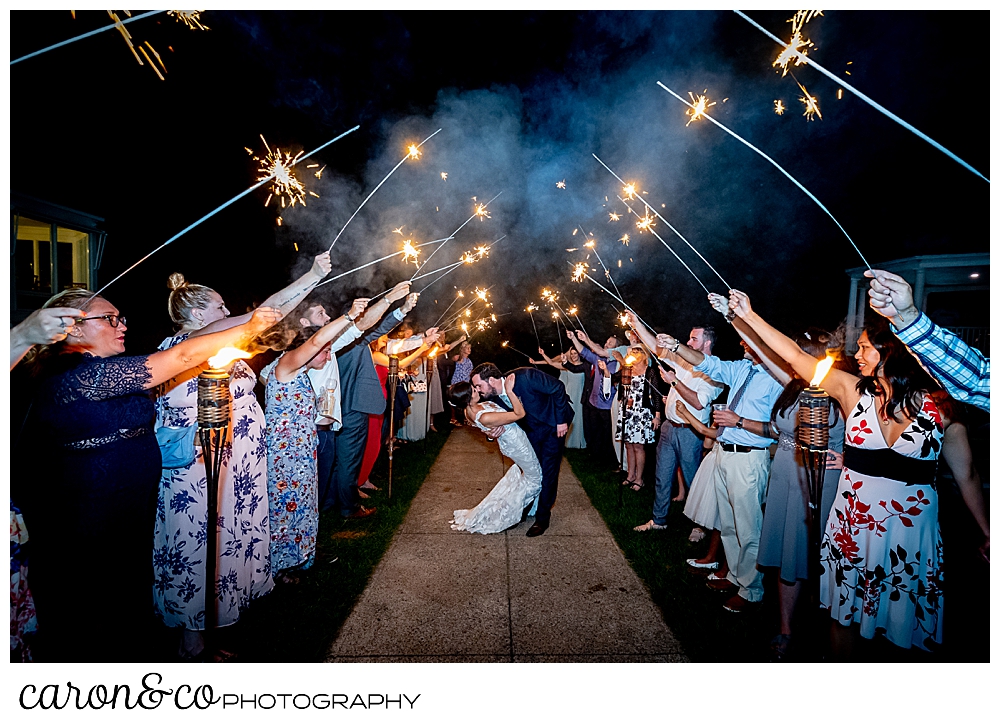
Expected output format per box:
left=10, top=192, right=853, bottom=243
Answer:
left=450, top=402, right=542, bottom=534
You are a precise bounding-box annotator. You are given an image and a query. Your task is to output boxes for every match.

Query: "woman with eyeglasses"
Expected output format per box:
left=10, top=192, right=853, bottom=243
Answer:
left=16, top=288, right=281, bottom=662
left=152, top=252, right=331, bottom=661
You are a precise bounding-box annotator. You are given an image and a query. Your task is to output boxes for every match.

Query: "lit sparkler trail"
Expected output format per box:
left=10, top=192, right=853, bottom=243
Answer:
left=440, top=285, right=496, bottom=330
left=655, top=82, right=873, bottom=269
left=593, top=154, right=730, bottom=288
left=685, top=91, right=717, bottom=126
left=401, top=239, right=420, bottom=267
left=568, top=263, right=653, bottom=333
left=501, top=341, right=534, bottom=362
left=250, top=135, right=316, bottom=213
left=618, top=195, right=711, bottom=294
left=432, top=289, right=467, bottom=327
left=315, top=238, right=445, bottom=288
left=411, top=192, right=502, bottom=280
left=415, top=235, right=506, bottom=294
left=327, top=128, right=442, bottom=252
left=774, top=99, right=786, bottom=115
left=88, top=125, right=360, bottom=303
left=609, top=212, right=621, bottom=222
left=168, top=10, right=210, bottom=31
left=11, top=9, right=166, bottom=65
left=733, top=10, right=989, bottom=183
left=579, top=231, right=624, bottom=300
left=526, top=304, right=541, bottom=348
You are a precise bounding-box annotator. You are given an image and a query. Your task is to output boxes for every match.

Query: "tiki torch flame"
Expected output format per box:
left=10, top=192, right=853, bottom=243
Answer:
left=625, top=354, right=637, bottom=365
left=208, top=347, right=253, bottom=369
left=810, top=354, right=835, bottom=387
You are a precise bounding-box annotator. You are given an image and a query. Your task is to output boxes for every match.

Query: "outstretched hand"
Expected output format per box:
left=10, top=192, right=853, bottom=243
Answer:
left=400, top=292, right=419, bottom=314
left=728, top=289, right=752, bottom=319
left=386, top=280, right=411, bottom=303
left=707, top=293, right=729, bottom=316
left=311, top=251, right=332, bottom=278
left=18, top=307, right=85, bottom=346
left=249, top=306, right=283, bottom=334
left=349, top=298, right=370, bottom=320
left=865, top=269, right=919, bottom=327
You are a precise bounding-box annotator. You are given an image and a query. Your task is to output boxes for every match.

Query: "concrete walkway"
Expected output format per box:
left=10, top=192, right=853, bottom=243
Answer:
left=326, top=428, right=687, bottom=662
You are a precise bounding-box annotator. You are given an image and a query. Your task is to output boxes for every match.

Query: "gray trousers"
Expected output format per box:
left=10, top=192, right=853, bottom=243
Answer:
left=332, top=411, right=370, bottom=516
left=652, top=423, right=703, bottom=526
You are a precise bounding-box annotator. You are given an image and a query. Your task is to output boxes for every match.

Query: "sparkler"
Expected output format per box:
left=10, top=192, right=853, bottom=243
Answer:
left=526, top=304, right=541, bottom=348
left=88, top=125, right=360, bottom=302
left=617, top=195, right=710, bottom=294
left=795, top=78, right=822, bottom=121
left=411, top=192, right=501, bottom=280
left=568, top=263, right=653, bottom=333
left=315, top=238, right=446, bottom=289
left=167, top=10, right=210, bottom=31
left=327, top=128, right=442, bottom=252
left=250, top=135, right=320, bottom=214
left=401, top=239, right=420, bottom=267
left=774, top=99, right=786, bottom=115
left=593, top=154, right=729, bottom=289
left=11, top=9, right=166, bottom=65
left=415, top=235, right=505, bottom=295
left=609, top=212, right=621, bottom=222
left=580, top=234, right=624, bottom=300
left=432, top=289, right=467, bottom=327
left=655, top=83, right=873, bottom=269
left=685, top=91, right=717, bottom=126
left=734, top=10, right=989, bottom=183
left=566, top=305, right=589, bottom=336
left=439, top=285, right=496, bottom=330
left=501, top=341, right=534, bottom=362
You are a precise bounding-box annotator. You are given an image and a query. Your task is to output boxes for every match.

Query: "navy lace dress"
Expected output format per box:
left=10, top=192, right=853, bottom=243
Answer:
left=19, top=352, right=161, bottom=660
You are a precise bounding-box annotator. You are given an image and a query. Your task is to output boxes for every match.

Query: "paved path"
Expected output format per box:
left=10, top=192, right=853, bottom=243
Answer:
left=326, top=428, right=687, bottom=662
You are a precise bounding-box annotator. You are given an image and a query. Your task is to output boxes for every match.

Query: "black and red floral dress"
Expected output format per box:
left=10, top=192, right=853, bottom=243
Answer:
left=820, top=391, right=943, bottom=650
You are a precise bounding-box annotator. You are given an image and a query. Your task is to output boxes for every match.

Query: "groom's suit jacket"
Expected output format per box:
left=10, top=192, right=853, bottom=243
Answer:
left=498, top=366, right=574, bottom=432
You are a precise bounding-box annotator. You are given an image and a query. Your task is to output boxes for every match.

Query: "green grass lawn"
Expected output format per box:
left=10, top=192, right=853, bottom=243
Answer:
left=235, top=428, right=451, bottom=662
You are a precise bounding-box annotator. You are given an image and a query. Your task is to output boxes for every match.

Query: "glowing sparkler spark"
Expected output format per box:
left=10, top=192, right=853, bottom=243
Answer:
left=475, top=245, right=490, bottom=259
left=460, top=322, right=468, bottom=333
left=167, top=10, right=209, bottom=31
left=568, top=306, right=578, bottom=316
left=407, top=144, right=421, bottom=159
left=622, top=183, right=637, bottom=200
left=526, top=304, right=538, bottom=313
left=796, top=80, right=822, bottom=121
left=620, top=233, right=630, bottom=246
left=551, top=311, right=559, bottom=320
left=572, top=263, right=589, bottom=282
left=619, top=313, right=629, bottom=327
left=460, top=252, right=477, bottom=264
left=465, top=309, right=472, bottom=317
left=457, top=290, right=465, bottom=298
left=584, top=240, right=595, bottom=249
left=474, top=203, right=491, bottom=220
left=502, top=341, right=509, bottom=347
left=774, top=100, right=785, bottom=115
left=636, top=214, right=655, bottom=232
left=252, top=135, right=312, bottom=214
left=474, top=287, right=488, bottom=301
left=491, top=313, right=497, bottom=322
left=401, top=239, right=420, bottom=266
left=556, top=179, right=566, bottom=189
left=441, top=172, right=448, bottom=181
left=608, top=212, right=621, bottom=222
left=685, top=92, right=717, bottom=126
left=392, top=226, right=404, bottom=235
left=773, top=32, right=813, bottom=76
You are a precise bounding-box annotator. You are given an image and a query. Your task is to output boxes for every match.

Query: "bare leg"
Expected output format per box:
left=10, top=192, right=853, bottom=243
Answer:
left=179, top=629, right=205, bottom=659
left=779, top=579, right=802, bottom=637
left=672, top=468, right=687, bottom=502
left=632, top=444, right=646, bottom=485
left=625, top=444, right=638, bottom=483
left=694, top=529, right=722, bottom=565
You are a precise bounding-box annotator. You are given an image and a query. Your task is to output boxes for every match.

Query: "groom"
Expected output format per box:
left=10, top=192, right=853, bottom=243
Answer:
left=470, top=363, right=574, bottom=537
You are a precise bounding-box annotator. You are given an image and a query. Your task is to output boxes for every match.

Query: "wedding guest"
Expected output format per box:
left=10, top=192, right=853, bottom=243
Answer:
left=10, top=307, right=85, bottom=369
left=627, top=314, right=722, bottom=531
left=728, top=289, right=986, bottom=653
left=866, top=269, right=990, bottom=411
left=533, top=341, right=587, bottom=449
left=611, top=347, right=663, bottom=491
left=261, top=310, right=363, bottom=582
left=152, top=252, right=330, bottom=661
left=427, top=334, right=465, bottom=432
left=18, top=288, right=280, bottom=661
left=567, top=330, right=620, bottom=465
left=659, top=316, right=784, bottom=613
left=449, top=341, right=474, bottom=426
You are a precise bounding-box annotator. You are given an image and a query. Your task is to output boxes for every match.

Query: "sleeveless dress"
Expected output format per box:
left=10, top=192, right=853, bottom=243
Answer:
left=820, top=391, right=944, bottom=650
left=153, top=334, right=273, bottom=630
left=398, top=359, right=428, bottom=442
left=450, top=402, right=543, bottom=534
left=262, top=358, right=319, bottom=573
left=683, top=443, right=721, bottom=530
left=559, top=369, right=586, bottom=449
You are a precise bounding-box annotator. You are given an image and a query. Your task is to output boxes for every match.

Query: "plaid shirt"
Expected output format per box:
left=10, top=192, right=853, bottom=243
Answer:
left=893, top=312, right=990, bottom=411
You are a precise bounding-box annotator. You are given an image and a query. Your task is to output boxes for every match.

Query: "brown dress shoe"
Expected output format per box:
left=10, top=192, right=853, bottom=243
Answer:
left=705, top=575, right=738, bottom=594
left=723, top=594, right=760, bottom=613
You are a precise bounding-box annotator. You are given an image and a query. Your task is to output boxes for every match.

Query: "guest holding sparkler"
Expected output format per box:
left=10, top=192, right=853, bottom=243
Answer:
left=427, top=334, right=466, bottom=432
left=9, top=307, right=85, bottom=369
left=867, top=269, right=990, bottom=412
left=657, top=319, right=783, bottom=614
left=261, top=306, right=367, bottom=582
left=727, top=289, right=986, bottom=653
left=152, top=252, right=330, bottom=661
left=533, top=341, right=587, bottom=449
left=567, top=330, right=620, bottom=465
left=610, top=347, right=663, bottom=490
left=17, top=288, right=280, bottom=661
left=625, top=313, right=722, bottom=529
left=449, top=341, right=474, bottom=426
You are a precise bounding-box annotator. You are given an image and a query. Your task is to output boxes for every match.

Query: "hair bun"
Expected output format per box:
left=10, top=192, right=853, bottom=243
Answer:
left=167, top=272, right=187, bottom=291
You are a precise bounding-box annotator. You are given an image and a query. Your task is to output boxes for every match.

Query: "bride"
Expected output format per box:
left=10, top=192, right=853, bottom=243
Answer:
left=447, top=375, right=542, bottom=534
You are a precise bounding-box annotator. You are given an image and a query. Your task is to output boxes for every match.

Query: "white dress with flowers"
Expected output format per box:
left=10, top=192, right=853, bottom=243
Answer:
left=153, top=333, right=274, bottom=630
left=820, top=390, right=943, bottom=651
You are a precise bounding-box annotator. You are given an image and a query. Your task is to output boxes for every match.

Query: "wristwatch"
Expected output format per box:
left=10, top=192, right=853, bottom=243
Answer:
left=669, top=381, right=677, bottom=388
left=736, top=417, right=745, bottom=430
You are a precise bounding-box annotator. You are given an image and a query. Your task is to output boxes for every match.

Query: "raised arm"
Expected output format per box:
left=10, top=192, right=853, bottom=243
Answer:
left=575, top=329, right=607, bottom=357
left=707, top=293, right=794, bottom=387
left=146, top=307, right=282, bottom=387
left=11, top=307, right=85, bottom=369
left=473, top=373, right=527, bottom=428
left=536, top=347, right=566, bottom=371
left=940, top=421, right=989, bottom=560
left=193, top=252, right=332, bottom=337
left=729, top=290, right=859, bottom=411
left=276, top=299, right=368, bottom=380
left=443, top=334, right=467, bottom=353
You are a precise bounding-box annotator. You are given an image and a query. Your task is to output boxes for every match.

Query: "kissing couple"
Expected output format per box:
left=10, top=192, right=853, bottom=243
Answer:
left=448, top=363, right=574, bottom=537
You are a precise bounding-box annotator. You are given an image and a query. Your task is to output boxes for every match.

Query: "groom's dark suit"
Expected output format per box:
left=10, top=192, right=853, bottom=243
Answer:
left=491, top=367, right=574, bottom=525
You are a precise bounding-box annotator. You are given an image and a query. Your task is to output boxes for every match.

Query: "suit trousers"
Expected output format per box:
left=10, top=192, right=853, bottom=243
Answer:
left=714, top=448, right=771, bottom=602
left=525, top=426, right=563, bottom=525
left=583, top=403, right=614, bottom=465
left=652, top=423, right=703, bottom=526
left=333, top=411, right=370, bottom=516
left=317, top=428, right=338, bottom=512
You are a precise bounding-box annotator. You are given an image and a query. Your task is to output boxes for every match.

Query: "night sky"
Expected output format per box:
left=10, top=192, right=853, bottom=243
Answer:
left=10, top=10, right=990, bottom=363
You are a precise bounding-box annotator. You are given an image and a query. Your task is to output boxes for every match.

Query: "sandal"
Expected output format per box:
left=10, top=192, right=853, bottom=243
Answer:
left=630, top=481, right=644, bottom=492
left=769, top=634, right=792, bottom=661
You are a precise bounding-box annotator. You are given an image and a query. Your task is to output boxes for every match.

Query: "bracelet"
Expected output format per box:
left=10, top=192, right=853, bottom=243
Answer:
left=669, top=341, right=680, bottom=353
left=724, top=310, right=735, bottom=324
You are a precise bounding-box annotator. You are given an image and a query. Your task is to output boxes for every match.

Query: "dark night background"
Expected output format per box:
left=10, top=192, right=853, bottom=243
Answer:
left=10, top=10, right=990, bottom=364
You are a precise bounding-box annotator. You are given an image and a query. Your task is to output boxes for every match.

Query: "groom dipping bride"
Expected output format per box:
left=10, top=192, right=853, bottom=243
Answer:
left=448, top=363, right=574, bottom=537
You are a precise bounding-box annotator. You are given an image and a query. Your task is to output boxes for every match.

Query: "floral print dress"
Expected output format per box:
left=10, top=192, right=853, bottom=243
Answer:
left=820, top=390, right=943, bottom=650
left=153, top=334, right=274, bottom=630
left=616, top=374, right=655, bottom=444
left=263, top=358, right=319, bottom=573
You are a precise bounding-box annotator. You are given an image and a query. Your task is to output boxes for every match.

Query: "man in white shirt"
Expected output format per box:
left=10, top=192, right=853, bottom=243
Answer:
left=627, top=314, right=723, bottom=532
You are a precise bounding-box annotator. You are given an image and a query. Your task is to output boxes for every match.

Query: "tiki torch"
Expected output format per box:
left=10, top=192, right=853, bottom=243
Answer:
left=197, top=351, right=237, bottom=632
left=386, top=355, right=400, bottom=500
left=796, top=354, right=835, bottom=604
left=617, top=354, right=636, bottom=507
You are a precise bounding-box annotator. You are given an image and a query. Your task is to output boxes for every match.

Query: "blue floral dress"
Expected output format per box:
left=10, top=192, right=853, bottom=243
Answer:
left=153, top=333, right=273, bottom=630
left=263, top=358, right=319, bottom=573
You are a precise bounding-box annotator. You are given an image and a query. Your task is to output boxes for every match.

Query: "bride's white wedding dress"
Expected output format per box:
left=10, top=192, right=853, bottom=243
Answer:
left=450, top=402, right=543, bottom=534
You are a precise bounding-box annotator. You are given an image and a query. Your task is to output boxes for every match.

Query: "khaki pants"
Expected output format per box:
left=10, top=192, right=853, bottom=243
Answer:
left=714, top=448, right=771, bottom=602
